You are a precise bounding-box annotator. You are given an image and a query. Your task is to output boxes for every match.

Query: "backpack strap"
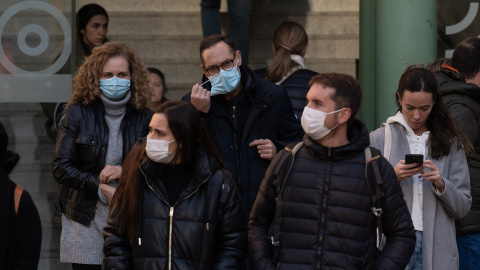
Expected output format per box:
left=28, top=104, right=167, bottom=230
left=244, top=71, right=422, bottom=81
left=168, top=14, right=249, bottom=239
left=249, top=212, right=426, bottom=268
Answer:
left=14, top=185, right=23, bottom=216
left=364, top=147, right=385, bottom=252
left=270, top=142, right=303, bottom=246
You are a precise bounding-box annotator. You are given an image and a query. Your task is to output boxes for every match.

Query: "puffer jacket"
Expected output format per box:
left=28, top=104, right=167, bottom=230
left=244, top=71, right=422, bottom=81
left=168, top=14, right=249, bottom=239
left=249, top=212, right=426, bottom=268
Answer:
left=249, top=119, right=416, bottom=270
left=103, top=149, right=247, bottom=270
left=278, top=69, right=318, bottom=119
left=52, top=101, right=152, bottom=226
left=182, top=65, right=304, bottom=221
left=436, top=66, right=480, bottom=235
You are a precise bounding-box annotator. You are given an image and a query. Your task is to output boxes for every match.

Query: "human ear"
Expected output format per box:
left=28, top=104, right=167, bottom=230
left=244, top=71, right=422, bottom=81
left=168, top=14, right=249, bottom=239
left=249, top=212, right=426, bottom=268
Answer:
left=339, top=108, right=351, bottom=125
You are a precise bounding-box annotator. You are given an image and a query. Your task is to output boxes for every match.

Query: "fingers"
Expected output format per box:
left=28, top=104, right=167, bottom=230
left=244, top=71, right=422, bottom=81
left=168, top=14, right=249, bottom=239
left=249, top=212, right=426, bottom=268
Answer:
left=100, top=165, right=122, bottom=184
left=190, top=84, right=210, bottom=113
left=250, top=139, right=277, bottom=160
left=249, top=139, right=269, bottom=147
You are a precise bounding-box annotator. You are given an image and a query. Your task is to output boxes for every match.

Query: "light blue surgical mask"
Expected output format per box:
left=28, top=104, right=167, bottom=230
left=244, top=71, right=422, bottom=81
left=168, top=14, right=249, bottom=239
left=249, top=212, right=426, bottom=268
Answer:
left=208, top=64, right=241, bottom=96
left=99, top=76, right=131, bottom=100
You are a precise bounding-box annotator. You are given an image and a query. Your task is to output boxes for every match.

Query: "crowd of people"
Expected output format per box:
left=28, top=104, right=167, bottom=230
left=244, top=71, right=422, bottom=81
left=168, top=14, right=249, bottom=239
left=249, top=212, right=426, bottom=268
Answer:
left=2, top=3, right=480, bottom=270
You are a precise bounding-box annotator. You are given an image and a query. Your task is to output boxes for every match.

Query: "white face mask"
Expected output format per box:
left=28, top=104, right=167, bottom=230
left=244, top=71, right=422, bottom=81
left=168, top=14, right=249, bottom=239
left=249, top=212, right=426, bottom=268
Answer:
left=301, top=106, right=345, bottom=140
left=145, top=138, right=176, bottom=164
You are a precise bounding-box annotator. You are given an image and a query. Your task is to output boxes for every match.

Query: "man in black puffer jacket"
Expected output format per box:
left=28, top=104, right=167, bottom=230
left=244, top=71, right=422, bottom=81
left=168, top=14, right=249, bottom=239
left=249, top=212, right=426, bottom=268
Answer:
left=249, top=73, right=416, bottom=269
left=436, top=37, right=480, bottom=270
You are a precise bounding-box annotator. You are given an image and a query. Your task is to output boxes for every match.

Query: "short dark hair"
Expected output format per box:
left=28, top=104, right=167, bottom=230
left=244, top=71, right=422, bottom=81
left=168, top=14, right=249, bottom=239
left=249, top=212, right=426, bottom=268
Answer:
left=309, top=73, right=362, bottom=126
left=451, top=37, right=480, bottom=79
left=199, top=34, right=235, bottom=64
left=77, top=4, right=109, bottom=38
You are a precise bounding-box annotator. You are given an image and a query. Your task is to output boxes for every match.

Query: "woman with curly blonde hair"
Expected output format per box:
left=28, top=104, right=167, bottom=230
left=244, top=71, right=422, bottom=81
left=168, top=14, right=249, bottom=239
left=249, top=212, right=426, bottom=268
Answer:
left=52, top=41, right=153, bottom=270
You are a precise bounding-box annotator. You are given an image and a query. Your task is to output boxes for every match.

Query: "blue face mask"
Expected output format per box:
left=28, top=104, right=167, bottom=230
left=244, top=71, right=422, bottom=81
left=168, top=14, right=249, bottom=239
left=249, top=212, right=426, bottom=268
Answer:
left=99, top=76, right=131, bottom=100
left=209, top=65, right=241, bottom=96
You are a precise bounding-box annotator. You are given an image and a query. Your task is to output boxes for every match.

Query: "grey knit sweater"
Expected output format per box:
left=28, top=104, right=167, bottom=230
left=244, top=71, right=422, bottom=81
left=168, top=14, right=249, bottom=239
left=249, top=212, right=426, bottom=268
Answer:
left=60, top=92, right=130, bottom=264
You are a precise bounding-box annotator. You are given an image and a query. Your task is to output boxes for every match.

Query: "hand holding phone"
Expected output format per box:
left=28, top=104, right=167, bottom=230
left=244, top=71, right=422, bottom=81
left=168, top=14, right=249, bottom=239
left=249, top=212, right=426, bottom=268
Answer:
left=405, top=154, right=423, bottom=167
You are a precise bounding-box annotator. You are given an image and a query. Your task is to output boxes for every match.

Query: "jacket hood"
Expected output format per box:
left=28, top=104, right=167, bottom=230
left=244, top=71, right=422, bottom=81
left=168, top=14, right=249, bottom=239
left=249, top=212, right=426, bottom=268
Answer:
left=386, top=111, right=416, bottom=135
left=303, top=118, right=371, bottom=162
left=436, top=66, right=480, bottom=101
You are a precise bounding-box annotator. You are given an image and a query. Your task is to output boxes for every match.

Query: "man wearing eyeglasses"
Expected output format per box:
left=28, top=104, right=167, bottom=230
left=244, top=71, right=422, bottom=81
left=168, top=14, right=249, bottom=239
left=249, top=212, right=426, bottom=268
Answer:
left=182, top=34, right=304, bottom=223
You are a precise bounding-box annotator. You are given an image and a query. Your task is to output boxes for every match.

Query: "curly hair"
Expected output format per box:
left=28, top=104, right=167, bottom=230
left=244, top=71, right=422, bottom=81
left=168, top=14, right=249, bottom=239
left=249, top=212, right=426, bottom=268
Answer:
left=69, top=41, right=151, bottom=110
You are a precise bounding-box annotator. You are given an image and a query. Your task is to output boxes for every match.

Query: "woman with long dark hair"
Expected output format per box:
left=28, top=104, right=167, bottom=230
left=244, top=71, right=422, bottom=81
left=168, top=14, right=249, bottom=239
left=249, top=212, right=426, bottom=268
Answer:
left=370, top=65, right=473, bottom=270
left=52, top=41, right=152, bottom=270
left=103, top=101, right=246, bottom=269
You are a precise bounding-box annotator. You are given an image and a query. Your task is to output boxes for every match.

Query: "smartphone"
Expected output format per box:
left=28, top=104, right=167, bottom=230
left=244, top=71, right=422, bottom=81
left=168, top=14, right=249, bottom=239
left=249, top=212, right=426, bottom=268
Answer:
left=405, top=154, right=423, bottom=167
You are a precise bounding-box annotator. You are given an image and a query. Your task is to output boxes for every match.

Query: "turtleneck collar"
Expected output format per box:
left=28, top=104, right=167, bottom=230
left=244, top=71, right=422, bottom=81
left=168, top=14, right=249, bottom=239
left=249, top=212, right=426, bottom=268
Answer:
left=100, top=90, right=131, bottom=116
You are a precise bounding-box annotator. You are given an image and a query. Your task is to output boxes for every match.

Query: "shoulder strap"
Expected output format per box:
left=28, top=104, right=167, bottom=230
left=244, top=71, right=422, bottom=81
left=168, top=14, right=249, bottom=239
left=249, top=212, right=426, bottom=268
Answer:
left=383, top=123, right=392, bottom=162
left=364, top=147, right=385, bottom=252
left=270, top=142, right=303, bottom=246
left=14, top=186, right=23, bottom=216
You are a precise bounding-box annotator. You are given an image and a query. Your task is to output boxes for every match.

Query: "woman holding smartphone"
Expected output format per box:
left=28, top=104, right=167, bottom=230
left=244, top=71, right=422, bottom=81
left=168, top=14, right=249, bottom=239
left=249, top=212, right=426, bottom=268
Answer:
left=370, top=65, right=473, bottom=270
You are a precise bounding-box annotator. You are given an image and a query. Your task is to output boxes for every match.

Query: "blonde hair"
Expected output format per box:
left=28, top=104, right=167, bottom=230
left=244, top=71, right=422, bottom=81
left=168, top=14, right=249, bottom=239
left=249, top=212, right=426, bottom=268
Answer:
left=69, top=41, right=151, bottom=110
left=266, top=21, right=308, bottom=83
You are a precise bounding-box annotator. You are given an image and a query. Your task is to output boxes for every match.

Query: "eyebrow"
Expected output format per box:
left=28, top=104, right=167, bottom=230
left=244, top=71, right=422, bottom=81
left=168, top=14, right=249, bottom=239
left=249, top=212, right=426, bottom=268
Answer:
left=405, top=104, right=431, bottom=108
left=207, top=58, right=233, bottom=69
left=308, top=98, right=324, bottom=105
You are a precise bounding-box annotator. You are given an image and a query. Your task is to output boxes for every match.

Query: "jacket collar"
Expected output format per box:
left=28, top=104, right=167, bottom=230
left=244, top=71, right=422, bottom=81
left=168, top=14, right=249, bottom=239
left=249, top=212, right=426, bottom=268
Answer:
left=139, top=147, right=218, bottom=204
left=303, top=118, right=371, bottom=162
left=436, top=66, right=480, bottom=101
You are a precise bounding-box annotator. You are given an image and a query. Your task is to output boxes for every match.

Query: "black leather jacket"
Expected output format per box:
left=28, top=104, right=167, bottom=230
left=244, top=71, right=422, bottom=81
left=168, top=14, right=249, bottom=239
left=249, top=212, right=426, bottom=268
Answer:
left=103, top=149, right=247, bottom=269
left=52, top=101, right=152, bottom=226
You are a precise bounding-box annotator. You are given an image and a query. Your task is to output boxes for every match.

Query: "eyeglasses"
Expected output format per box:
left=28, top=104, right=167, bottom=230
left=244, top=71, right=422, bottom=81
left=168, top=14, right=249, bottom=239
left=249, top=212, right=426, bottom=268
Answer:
left=204, top=55, right=236, bottom=77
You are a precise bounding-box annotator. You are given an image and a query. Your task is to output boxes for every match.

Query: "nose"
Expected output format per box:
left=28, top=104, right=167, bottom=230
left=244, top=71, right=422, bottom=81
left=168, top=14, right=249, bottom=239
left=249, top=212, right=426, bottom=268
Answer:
left=99, top=26, right=107, bottom=36
left=413, top=110, right=421, bottom=120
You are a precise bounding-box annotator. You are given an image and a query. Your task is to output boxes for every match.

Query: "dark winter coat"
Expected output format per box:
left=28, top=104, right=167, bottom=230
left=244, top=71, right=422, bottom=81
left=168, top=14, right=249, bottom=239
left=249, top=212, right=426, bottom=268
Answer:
left=103, top=149, right=247, bottom=270
left=436, top=66, right=480, bottom=235
left=280, top=69, right=318, bottom=118
left=249, top=119, right=416, bottom=270
left=182, top=65, right=304, bottom=221
left=0, top=169, right=42, bottom=270
left=255, top=68, right=318, bottom=119
left=52, top=101, right=152, bottom=226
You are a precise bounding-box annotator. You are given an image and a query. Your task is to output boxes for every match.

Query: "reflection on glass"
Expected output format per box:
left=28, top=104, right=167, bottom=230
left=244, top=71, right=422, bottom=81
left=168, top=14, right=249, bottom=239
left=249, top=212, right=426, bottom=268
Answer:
left=0, top=0, right=74, bottom=102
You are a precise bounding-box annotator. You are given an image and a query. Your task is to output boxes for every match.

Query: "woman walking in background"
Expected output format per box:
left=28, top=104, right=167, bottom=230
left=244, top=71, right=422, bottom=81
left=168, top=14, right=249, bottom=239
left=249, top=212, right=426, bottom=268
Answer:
left=257, top=21, right=318, bottom=118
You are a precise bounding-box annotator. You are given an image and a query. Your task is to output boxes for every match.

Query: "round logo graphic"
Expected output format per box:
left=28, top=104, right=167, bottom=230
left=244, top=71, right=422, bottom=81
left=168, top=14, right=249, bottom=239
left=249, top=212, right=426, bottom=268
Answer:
left=0, top=1, right=71, bottom=76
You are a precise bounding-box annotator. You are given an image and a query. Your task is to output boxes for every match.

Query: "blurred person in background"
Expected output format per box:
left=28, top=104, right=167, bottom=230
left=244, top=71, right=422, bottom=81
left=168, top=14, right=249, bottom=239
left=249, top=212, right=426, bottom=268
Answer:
left=256, top=21, right=318, bottom=119
left=42, top=3, right=110, bottom=141
left=0, top=121, right=42, bottom=270
left=147, top=67, right=168, bottom=110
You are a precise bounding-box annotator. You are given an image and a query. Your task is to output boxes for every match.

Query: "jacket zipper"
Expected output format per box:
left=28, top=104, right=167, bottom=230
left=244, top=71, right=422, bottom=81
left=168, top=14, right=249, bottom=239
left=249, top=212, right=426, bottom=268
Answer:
left=168, top=207, right=174, bottom=270
left=232, top=105, right=241, bottom=189
left=140, top=167, right=212, bottom=270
